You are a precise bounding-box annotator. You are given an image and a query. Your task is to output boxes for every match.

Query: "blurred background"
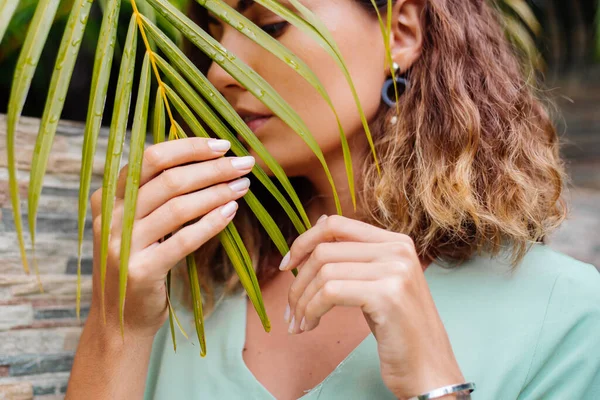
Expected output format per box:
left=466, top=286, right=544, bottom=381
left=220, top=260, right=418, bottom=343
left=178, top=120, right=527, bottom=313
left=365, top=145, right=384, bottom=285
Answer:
left=0, top=0, right=599, bottom=398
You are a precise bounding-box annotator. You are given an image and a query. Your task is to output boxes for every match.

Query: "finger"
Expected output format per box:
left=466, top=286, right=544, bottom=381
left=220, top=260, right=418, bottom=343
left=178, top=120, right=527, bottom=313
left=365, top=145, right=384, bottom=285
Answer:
left=91, top=188, right=102, bottom=219
left=139, top=200, right=239, bottom=277
left=297, top=280, right=378, bottom=333
left=280, top=215, right=412, bottom=271
left=132, top=155, right=255, bottom=219
left=115, top=137, right=232, bottom=199
left=291, top=262, right=398, bottom=331
left=109, top=198, right=126, bottom=239
left=131, top=178, right=250, bottom=251
left=287, top=242, right=411, bottom=318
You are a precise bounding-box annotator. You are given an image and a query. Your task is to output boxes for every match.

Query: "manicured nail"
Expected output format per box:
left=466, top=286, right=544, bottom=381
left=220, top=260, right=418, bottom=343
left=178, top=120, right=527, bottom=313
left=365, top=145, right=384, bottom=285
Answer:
left=317, top=214, right=328, bottom=224
left=284, top=304, right=290, bottom=323
left=231, top=156, right=255, bottom=170
left=221, top=201, right=238, bottom=217
left=288, top=316, right=296, bottom=334
left=228, top=177, right=251, bottom=192
left=279, top=252, right=290, bottom=270
left=300, top=317, right=306, bottom=331
left=208, top=139, right=231, bottom=152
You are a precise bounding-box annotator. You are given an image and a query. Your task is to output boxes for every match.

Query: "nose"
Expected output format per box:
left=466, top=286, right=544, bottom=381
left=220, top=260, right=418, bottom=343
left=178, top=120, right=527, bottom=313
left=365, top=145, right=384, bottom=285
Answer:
left=206, top=28, right=253, bottom=99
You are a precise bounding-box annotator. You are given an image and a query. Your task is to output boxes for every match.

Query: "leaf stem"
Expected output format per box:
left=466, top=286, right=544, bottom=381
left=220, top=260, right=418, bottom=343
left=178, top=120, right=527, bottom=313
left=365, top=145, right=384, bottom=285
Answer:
left=130, top=0, right=176, bottom=128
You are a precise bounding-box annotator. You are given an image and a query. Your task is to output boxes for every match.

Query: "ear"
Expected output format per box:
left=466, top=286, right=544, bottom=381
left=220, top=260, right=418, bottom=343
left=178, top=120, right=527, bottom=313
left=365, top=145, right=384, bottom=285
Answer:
left=388, top=0, right=425, bottom=73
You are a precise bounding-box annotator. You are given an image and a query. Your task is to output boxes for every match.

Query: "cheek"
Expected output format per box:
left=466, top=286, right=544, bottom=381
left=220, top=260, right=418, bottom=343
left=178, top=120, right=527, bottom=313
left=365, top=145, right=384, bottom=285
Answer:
left=248, top=11, right=386, bottom=172
left=274, top=19, right=386, bottom=150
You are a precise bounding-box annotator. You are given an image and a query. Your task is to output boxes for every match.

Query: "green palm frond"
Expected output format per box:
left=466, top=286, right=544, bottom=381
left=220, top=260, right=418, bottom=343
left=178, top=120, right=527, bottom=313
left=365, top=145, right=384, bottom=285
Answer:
left=496, top=0, right=544, bottom=70
left=2, top=0, right=375, bottom=355
left=101, top=14, right=138, bottom=336
left=0, top=0, right=19, bottom=45
left=595, top=1, right=600, bottom=60
left=502, top=0, right=542, bottom=36
left=79, top=0, right=122, bottom=320
left=6, top=0, right=62, bottom=285
left=198, top=0, right=356, bottom=210
left=119, top=50, right=152, bottom=336
left=146, top=0, right=343, bottom=216
left=2, top=0, right=545, bottom=355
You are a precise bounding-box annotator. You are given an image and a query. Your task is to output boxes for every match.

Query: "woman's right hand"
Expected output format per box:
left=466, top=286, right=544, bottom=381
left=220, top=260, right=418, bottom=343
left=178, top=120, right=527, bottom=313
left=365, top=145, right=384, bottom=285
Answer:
left=88, top=137, right=254, bottom=339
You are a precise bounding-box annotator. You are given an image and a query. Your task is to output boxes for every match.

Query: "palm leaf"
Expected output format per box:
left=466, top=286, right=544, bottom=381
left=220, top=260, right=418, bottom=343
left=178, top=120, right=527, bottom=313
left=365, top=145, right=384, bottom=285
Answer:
left=151, top=84, right=178, bottom=350
left=28, top=0, right=94, bottom=290
left=200, top=0, right=356, bottom=210
left=144, top=0, right=343, bottom=215
left=118, top=51, right=151, bottom=337
left=99, top=14, right=137, bottom=337
left=151, top=88, right=188, bottom=351
left=0, top=0, right=20, bottom=44
left=185, top=251, right=207, bottom=356
left=6, top=0, right=61, bottom=282
left=219, top=225, right=270, bottom=332
left=504, top=14, right=544, bottom=71
left=153, top=87, right=166, bottom=144
left=369, top=0, right=400, bottom=107
left=166, top=268, right=178, bottom=351
left=256, top=0, right=381, bottom=178
left=3, top=0, right=402, bottom=356
left=165, top=263, right=190, bottom=351
left=153, top=50, right=305, bottom=236
left=171, top=120, right=270, bottom=348
left=225, top=222, right=270, bottom=331
left=163, top=82, right=297, bottom=277
left=594, top=1, right=600, bottom=60
left=142, top=19, right=308, bottom=232
left=77, top=0, right=121, bottom=321
left=502, top=0, right=542, bottom=36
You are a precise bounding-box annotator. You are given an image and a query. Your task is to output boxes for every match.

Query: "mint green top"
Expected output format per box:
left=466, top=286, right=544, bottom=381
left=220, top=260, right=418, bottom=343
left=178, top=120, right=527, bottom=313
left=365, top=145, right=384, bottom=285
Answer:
left=144, top=244, right=600, bottom=399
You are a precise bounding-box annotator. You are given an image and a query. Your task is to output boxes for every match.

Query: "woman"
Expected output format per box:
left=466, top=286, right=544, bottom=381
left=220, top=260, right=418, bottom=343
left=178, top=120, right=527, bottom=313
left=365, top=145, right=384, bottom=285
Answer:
left=66, top=0, right=600, bottom=399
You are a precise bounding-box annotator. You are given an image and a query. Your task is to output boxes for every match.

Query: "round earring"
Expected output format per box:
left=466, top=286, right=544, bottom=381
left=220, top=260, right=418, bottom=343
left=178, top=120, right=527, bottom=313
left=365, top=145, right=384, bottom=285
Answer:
left=381, top=62, right=409, bottom=107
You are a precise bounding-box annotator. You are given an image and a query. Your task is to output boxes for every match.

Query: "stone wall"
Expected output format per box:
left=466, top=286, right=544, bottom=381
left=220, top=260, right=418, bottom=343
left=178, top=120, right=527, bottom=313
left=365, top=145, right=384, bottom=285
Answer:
left=0, top=114, right=133, bottom=400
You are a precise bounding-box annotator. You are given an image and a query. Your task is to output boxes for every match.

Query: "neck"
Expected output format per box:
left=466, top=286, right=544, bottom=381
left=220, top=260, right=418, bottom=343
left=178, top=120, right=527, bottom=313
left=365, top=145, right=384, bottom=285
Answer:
left=300, top=132, right=433, bottom=273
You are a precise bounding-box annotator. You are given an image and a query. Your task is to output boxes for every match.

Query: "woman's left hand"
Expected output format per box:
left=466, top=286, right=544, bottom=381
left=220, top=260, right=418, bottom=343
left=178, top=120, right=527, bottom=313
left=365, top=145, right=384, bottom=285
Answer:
left=279, top=215, right=465, bottom=399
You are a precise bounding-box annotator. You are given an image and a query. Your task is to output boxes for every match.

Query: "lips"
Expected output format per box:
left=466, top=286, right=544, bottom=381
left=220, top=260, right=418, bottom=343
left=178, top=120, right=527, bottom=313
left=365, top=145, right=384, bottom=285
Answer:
left=241, top=114, right=272, bottom=133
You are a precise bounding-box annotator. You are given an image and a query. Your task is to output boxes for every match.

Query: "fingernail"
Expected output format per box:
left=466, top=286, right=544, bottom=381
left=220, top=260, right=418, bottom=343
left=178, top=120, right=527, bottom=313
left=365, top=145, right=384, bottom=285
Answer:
left=288, top=316, right=296, bottom=334
left=300, top=317, right=306, bottom=331
left=284, top=304, right=290, bottom=323
left=228, top=177, right=251, bottom=192
left=317, top=214, right=328, bottom=224
left=208, top=139, right=231, bottom=152
left=220, top=201, right=238, bottom=217
left=279, top=252, right=290, bottom=270
left=231, top=156, right=255, bottom=170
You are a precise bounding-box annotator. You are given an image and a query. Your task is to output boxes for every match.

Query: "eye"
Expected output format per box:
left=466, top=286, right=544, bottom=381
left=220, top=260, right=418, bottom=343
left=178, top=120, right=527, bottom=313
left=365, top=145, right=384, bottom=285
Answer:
left=260, top=21, right=288, bottom=38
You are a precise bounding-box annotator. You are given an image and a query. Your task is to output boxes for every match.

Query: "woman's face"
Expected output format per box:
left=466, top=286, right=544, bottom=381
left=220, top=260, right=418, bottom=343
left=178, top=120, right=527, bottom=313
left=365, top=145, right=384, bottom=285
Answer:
left=206, top=0, right=388, bottom=177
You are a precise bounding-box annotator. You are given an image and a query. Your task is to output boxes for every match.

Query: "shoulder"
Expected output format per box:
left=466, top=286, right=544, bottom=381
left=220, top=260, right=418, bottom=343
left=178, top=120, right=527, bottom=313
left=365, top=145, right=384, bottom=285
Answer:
left=429, top=243, right=600, bottom=329
left=456, top=243, right=600, bottom=333
left=518, top=243, right=599, bottom=281
left=511, top=244, right=600, bottom=349
left=428, top=245, right=600, bottom=399
left=512, top=244, right=600, bottom=316
left=515, top=246, right=600, bottom=398
left=431, top=243, right=600, bottom=302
